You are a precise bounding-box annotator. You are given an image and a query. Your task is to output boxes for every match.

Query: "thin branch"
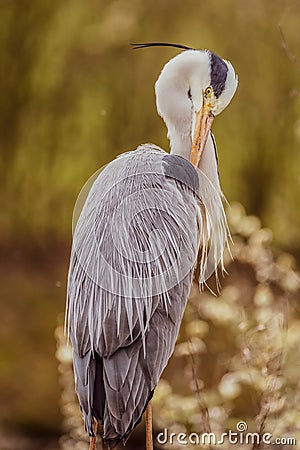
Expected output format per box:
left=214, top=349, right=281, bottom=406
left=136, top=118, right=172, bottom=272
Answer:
left=277, top=24, right=298, bottom=66
left=188, top=341, right=213, bottom=450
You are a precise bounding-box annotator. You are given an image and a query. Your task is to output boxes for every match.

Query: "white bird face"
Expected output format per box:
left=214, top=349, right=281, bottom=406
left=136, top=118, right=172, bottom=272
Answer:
left=189, top=51, right=238, bottom=167
left=155, top=49, right=238, bottom=168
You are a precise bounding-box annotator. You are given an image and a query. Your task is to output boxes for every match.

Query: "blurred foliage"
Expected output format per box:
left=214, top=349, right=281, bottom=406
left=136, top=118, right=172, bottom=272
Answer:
left=56, top=204, right=300, bottom=449
left=152, top=203, right=300, bottom=449
left=0, top=0, right=300, bottom=251
left=0, top=248, right=64, bottom=437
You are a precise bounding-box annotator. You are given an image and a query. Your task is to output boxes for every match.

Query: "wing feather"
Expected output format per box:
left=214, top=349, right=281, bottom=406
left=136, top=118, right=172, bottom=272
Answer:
left=66, top=144, right=228, bottom=446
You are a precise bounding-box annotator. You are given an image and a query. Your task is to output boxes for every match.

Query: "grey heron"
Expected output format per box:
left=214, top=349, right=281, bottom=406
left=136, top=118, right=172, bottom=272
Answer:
left=66, top=43, right=238, bottom=450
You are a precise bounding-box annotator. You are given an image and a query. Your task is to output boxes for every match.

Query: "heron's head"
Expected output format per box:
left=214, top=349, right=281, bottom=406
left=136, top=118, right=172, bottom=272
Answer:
left=155, top=49, right=238, bottom=166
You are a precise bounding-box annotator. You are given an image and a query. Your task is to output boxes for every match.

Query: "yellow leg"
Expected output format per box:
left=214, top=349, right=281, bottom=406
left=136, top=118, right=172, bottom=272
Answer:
left=145, top=401, right=153, bottom=450
left=89, top=418, right=98, bottom=450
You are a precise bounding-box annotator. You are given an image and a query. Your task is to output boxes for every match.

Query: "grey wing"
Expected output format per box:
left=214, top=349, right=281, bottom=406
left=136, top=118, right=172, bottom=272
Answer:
left=66, top=146, right=200, bottom=446
left=100, top=272, right=192, bottom=448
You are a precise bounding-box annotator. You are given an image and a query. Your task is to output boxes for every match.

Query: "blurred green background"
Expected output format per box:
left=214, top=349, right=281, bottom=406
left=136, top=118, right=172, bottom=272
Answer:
left=0, top=0, right=299, bottom=447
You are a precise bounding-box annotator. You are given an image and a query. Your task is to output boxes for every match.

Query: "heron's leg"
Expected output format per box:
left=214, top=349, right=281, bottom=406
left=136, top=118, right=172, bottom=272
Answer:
left=89, top=418, right=98, bottom=450
left=145, top=401, right=153, bottom=450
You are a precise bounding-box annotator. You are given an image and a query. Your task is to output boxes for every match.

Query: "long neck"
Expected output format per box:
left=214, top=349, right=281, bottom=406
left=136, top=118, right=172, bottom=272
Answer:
left=197, top=133, right=221, bottom=192
left=169, top=123, right=221, bottom=192
left=155, top=50, right=221, bottom=191
left=155, top=53, right=203, bottom=160
left=156, top=74, right=193, bottom=160
left=168, top=123, right=192, bottom=159
left=166, top=117, right=221, bottom=192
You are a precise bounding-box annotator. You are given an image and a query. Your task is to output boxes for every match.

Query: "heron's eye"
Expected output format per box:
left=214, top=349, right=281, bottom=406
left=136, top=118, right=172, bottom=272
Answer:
left=205, top=86, right=213, bottom=97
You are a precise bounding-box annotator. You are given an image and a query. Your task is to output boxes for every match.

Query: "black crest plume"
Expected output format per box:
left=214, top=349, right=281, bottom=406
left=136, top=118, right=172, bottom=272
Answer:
left=131, top=42, right=195, bottom=51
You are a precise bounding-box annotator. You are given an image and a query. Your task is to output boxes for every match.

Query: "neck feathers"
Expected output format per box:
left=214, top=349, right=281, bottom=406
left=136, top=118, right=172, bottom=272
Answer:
left=155, top=50, right=221, bottom=191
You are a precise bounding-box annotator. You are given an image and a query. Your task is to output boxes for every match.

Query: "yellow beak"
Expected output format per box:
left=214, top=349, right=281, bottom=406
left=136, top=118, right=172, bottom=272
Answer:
left=190, top=105, right=214, bottom=168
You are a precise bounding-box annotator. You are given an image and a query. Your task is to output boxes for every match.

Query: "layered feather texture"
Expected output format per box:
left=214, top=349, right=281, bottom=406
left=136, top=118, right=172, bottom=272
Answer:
left=66, top=144, right=229, bottom=447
